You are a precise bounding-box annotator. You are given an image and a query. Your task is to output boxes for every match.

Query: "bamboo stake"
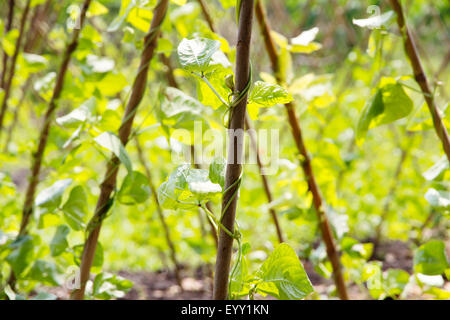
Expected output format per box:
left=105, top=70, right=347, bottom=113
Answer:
left=70, top=0, right=169, bottom=300
left=135, top=137, right=183, bottom=289
left=6, top=0, right=92, bottom=289
left=213, top=0, right=254, bottom=300
left=389, top=0, right=450, bottom=163
left=0, top=0, right=31, bottom=140
left=255, top=0, right=348, bottom=300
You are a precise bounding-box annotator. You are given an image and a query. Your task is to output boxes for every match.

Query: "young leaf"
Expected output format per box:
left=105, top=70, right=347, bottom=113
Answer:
left=92, top=272, right=133, bottom=300
left=157, top=164, right=190, bottom=209
left=35, top=179, right=73, bottom=212
left=6, top=235, right=34, bottom=276
left=56, top=98, right=96, bottom=128
left=289, top=27, right=322, bottom=53
left=357, top=79, right=413, bottom=139
left=62, top=185, right=88, bottom=231
left=424, top=188, right=450, bottom=209
left=423, top=156, right=449, bottom=181
left=209, top=157, right=226, bottom=188
left=94, top=132, right=133, bottom=173
left=117, top=171, right=151, bottom=205
left=353, top=11, right=395, bottom=30
left=414, top=240, right=449, bottom=275
left=248, top=81, right=293, bottom=107
left=186, top=169, right=222, bottom=198
left=26, top=260, right=61, bottom=286
left=50, top=225, right=70, bottom=256
left=256, top=243, right=314, bottom=300
left=161, top=87, right=206, bottom=129
left=177, top=38, right=221, bottom=73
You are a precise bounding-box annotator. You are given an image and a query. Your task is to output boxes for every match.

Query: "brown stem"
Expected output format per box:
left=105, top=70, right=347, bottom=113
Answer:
left=389, top=0, right=450, bottom=163
left=244, top=114, right=284, bottom=243
left=255, top=0, right=348, bottom=300
left=135, top=137, right=183, bottom=289
left=6, top=0, right=92, bottom=290
left=70, top=0, right=169, bottom=300
left=0, top=0, right=31, bottom=140
left=197, top=0, right=215, bottom=33
left=159, top=53, right=179, bottom=88
left=1, top=0, right=15, bottom=89
left=213, top=0, right=254, bottom=300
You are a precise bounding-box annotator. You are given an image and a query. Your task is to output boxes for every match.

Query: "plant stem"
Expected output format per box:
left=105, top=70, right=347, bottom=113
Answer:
left=255, top=0, right=348, bottom=300
left=389, top=0, right=450, bottom=163
left=0, top=0, right=31, bottom=141
left=197, top=0, right=215, bottom=33
left=135, top=137, right=183, bottom=289
left=6, top=0, right=92, bottom=290
left=70, top=0, right=169, bottom=300
left=213, top=0, right=254, bottom=300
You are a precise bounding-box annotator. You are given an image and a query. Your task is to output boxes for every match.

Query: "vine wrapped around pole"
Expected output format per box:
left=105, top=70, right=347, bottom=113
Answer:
left=213, top=0, right=255, bottom=300
left=70, top=0, right=169, bottom=300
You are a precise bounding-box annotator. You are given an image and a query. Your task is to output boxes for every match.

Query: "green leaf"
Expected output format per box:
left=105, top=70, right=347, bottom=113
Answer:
left=414, top=240, right=449, bottom=275
left=62, top=186, right=88, bottom=231
left=157, top=164, right=190, bottom=209
left=30, top=292, right=58, bottom=300
left=423, top=156, right=449, bottom=181
left=289, top=27, right=322, bottom=53
left=209, top=157, right=226, bottom=188
left=357, top=79, right=414, bottom=139
left=6, top=235, right=34, bottom=276
left=94, top=132, right=133, bottom=173
left=424, top=188, right=450, bottom=208
left=21, top=53, right=48, bottom=73
left=2, top=29, right=19, bottom=56
left=92, top=272, right=133, bottom=300
left=27, top=260, right=61, bottom=286
left=86, top=55, right=115, bottom=73
left=248, top=81, right=293, bottom=107
left=50, top=225, right=70, bottom=256
left=256, top=243, right=314, bottom=300
left=161, top=87, right=205, bottom=130
left=384, top=269, right=410, bottom=297
left=117, top=171, right=151, bottom=205
left=177, top=38, right=221, bottom=73
left=353, top=11, right=395, bottom=30
left=35, top=179, right=73, bottom=211
left=186, top=169, right=222, bottom=198
left=56, top=98, right=96, bottom=128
